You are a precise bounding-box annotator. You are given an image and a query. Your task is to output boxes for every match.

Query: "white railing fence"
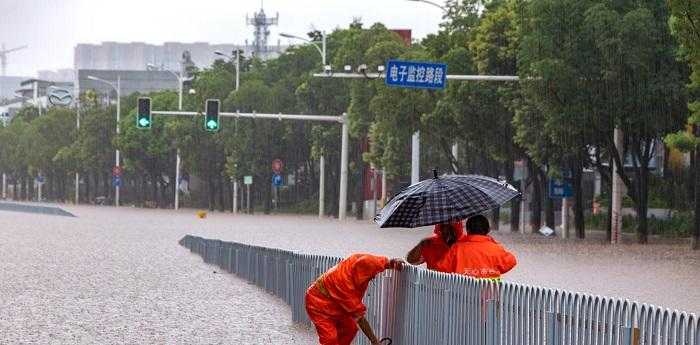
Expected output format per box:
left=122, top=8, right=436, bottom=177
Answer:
left=179, top=235, right=699, bottom=345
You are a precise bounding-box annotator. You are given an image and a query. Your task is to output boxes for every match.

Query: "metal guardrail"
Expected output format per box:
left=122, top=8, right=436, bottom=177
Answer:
left=178, top=235, right=699, bottom=345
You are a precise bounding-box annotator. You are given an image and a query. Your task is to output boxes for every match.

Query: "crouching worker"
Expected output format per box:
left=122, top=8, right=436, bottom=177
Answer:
left=305, top=253, right=403, bottom=345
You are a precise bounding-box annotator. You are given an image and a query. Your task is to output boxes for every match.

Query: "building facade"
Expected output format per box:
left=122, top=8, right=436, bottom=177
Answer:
left=76, top=70, right=180, bottom=99
left=74, top=41, right=287, bottom=73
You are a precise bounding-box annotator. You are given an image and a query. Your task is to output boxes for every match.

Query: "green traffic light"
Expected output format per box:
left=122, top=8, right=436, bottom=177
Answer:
left=137, top=97, right=152, bottom=129
left=206, top=119, right=219, bottom=130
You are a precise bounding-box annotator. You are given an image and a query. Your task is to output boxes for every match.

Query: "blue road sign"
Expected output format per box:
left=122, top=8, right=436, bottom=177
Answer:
left=35, top=175, right=45, bottom=184
left=549, top=178, right=573, bottom=198
left=385, top=59, right=447, bottom=90
left=112, top=176, right=122, bottom=188
left=272, top=174, right=283, bottom=187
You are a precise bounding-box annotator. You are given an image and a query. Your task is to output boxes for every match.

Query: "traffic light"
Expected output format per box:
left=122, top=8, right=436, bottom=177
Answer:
left=204, top=99, right=220, bottom=132
left=136, top=97, right=152, bottom=129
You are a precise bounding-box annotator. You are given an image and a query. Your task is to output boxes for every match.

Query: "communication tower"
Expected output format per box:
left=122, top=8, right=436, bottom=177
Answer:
left=246, top=5, right=279, bottom=58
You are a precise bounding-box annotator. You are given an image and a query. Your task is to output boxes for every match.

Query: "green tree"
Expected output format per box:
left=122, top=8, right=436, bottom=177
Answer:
left=665, top=0, right=700, bottom=248
left=520, top=0, right=688, bottom=242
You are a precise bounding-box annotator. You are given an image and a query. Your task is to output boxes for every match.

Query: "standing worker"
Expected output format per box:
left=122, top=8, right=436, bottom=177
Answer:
left=438, top=215, right=516, bottom=279
left=405, top=221, right=465, bottom=272
left=305, top=253, right=403, bottom=345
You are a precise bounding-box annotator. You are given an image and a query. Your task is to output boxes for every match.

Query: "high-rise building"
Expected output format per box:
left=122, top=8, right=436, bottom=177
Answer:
left=74, top=42, right=247, bottom=72
left=74, top=41, right=287, bottom=73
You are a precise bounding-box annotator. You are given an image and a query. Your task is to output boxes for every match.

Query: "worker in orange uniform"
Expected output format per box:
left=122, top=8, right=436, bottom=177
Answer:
left=405, top=221, right=466, bottom=272
left=305, top=253, right=404, bottom=345
left=438, top=215, right=516, bottom=279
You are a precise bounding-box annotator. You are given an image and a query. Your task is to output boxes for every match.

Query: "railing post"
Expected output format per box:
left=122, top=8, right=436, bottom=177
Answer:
left=546, top=311, right=557, bottom=345
left=486, top=299, right=498, bottom=345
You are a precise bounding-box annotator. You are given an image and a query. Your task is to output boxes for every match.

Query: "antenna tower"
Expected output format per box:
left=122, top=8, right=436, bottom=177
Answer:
left=246, top=3, right=279, bottom=57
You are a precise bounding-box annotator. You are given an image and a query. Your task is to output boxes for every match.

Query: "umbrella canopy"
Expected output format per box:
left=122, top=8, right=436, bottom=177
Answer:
left=374, top=173, right=520, bottom=228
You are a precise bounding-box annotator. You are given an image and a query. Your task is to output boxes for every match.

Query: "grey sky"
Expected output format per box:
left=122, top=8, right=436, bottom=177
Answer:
left=0, top=0, right=445, bottom=77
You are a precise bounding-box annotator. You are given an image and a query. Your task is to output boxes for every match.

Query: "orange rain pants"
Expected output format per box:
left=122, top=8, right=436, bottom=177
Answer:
left=304, top=253, right=389, bottom=345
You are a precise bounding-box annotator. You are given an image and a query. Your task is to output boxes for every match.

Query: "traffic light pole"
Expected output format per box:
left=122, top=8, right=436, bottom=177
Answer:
left=151, top=110, right=350, bottom=220
left=313, top=70, right=521, bottom=224
left=115, top=76, right=121, bottom=207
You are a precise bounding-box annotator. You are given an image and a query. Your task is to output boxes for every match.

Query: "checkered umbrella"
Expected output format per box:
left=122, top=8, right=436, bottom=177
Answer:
left=374, top=174, right=520, bottom=228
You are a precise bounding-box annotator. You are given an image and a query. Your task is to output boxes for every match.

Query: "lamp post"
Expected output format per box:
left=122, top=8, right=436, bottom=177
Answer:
left=148, top=64, right=194, bottom=210
left=87, top=75, right=121, bottom=207
left=214, top=50, right=240, bottom=91
left=279, top=31, right=327, bottom=67
left=214, top=50, right=241, bottom=214
left=406, top=0, right=447, bottom=11
left=279, top=31, right=329, bottom=217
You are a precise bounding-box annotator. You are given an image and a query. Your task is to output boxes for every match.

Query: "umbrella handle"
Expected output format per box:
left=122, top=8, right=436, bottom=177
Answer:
left=380, top=337, right=393, bottom=345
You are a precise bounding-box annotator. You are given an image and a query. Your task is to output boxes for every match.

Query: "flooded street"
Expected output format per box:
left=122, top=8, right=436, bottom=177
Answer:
left=0, top=205, right=317, bottom=344
left=1, top=204, right=698, bottom=344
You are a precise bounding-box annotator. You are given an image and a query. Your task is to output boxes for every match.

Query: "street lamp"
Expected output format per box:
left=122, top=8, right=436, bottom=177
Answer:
left=87, top=75, right=122, bottom=207
left=214, top=50, right=240, bottom=91
left=146, top=63, right=192, bottom=111
left=147, top=64, right=194, bottom=211
left=279, top=31, right=327, bottom=67
left=406, top=0, right=447, bottom=12
left=279, top=31, right=329, bottom=218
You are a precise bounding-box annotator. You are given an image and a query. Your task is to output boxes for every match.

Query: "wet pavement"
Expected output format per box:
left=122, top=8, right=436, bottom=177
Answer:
left=1, top=204, right=698, bottom=344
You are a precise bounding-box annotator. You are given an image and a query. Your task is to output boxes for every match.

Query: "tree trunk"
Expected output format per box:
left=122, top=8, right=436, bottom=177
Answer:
left=693, top=144, right=699, bottom=249
left=19, top=175, right=25, bottom=200
left=529, top=163, right=543, bottom=233
left=85, top=173, right=91, bottom=203
left=606, top=157, right=613, bottom=241
left=355, top=139, right=365, bottom=220
left=207, top=174, right=215, bottom=211
left=28, top=175, right=35, bottom=201
left=264, top=172, right=272, bottom=215
left=506, top=160, right=520, bottom=232
left=152, top=176, right=158, bottom=207
left=491, top=207, right=500, bottom=231
left=218, top=175, right=225, bottom=212
left=572, top=164, right=585, bottom=239
left=541, top=168, right=555, bottom=228
left=636, top=165, right=650, bottom=244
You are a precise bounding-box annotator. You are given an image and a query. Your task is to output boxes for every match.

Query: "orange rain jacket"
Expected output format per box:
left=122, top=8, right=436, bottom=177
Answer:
left=305, top=253, right=389, bottom=345
left=437, top=234, right=517, bottom=278
left=420, top=222, right=466, bottom=272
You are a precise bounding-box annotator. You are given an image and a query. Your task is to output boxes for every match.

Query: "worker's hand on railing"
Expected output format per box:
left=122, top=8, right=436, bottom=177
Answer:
left=388, top=258, right=405, bottom=271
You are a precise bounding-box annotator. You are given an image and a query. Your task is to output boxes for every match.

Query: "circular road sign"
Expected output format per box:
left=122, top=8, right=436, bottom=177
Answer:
left=112, top=166, right=122, bottom=177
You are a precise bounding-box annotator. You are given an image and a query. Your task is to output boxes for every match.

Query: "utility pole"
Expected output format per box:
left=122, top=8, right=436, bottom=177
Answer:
left=561, top=197, right=570, bottom=239
left=339, top=113, right=349, bottom=220
left=319, top=154, right=325, bottom=218
left=0, top=44, right=27, bottom=77
left=87, top=75, right=121, bottom=207
left=75, top=99, right=80, bottom=204
left=411, top=131, right=420, bottom=184
left=233, top=177, right=238, bottom=214
left=611, top=127, right=624, bottom=245
left=151, top=109, right=350, bottom=220
left=115, top=76, right=121, bottom=207
left=693, top=123, right=700, bottom=250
